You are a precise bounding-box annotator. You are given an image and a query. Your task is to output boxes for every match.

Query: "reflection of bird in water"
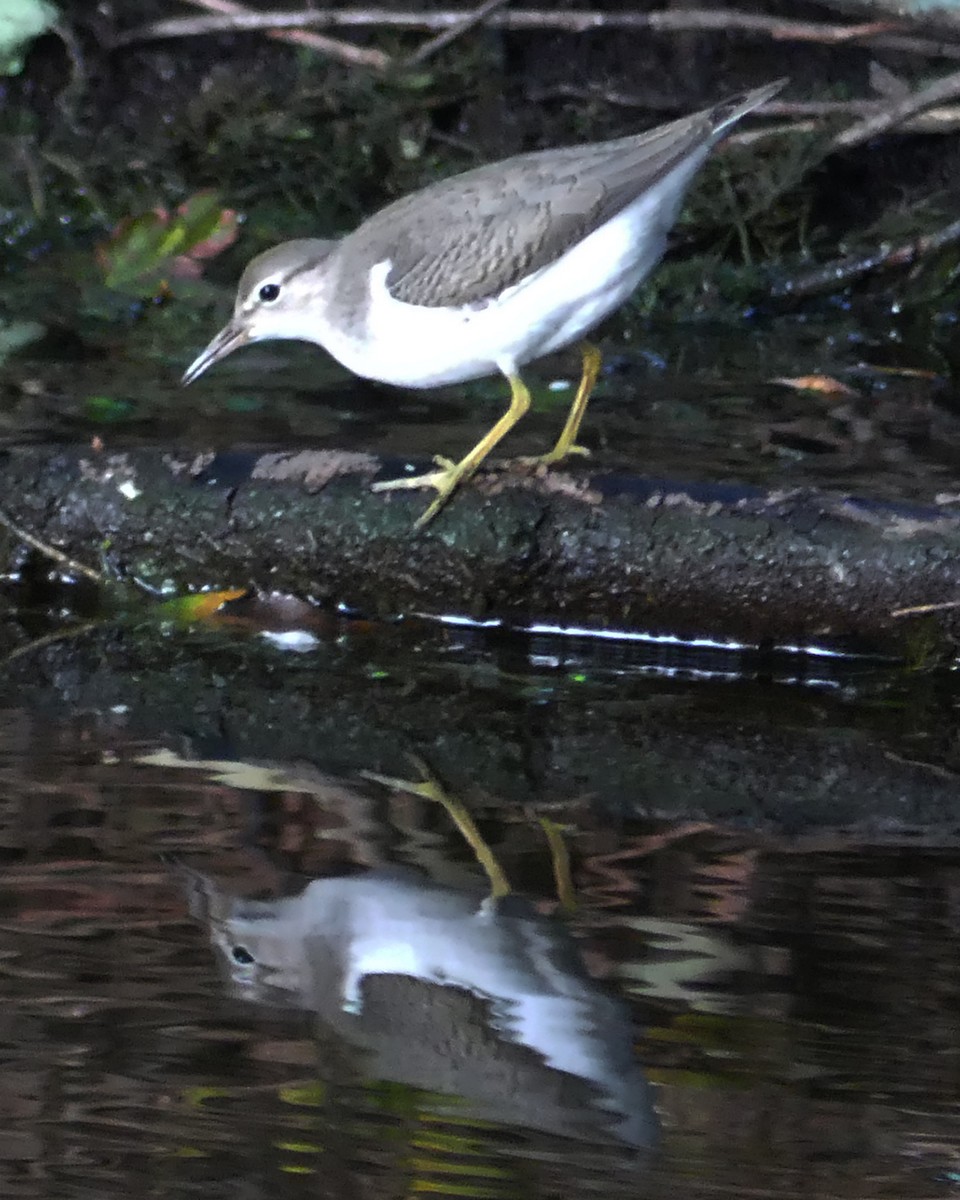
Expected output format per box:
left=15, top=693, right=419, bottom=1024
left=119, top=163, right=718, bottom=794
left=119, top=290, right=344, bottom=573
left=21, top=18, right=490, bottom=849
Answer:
left=181, top=765, right=658, bottom=1149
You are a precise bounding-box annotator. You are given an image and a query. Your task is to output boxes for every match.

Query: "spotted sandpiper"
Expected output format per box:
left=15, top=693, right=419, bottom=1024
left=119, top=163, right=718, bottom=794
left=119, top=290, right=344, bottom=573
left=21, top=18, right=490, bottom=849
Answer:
left=184, top=79, right=784, bottom=527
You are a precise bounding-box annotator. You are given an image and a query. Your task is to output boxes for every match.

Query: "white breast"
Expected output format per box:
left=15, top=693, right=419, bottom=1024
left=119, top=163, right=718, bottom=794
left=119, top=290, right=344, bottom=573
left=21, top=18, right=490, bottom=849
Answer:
left=315, top=151, right=710, bottom=389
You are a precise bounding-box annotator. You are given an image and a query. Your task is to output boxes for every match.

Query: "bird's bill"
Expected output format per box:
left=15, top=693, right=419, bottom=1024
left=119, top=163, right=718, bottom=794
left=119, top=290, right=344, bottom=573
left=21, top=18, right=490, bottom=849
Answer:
left=181, top=320, right=249, bottom=385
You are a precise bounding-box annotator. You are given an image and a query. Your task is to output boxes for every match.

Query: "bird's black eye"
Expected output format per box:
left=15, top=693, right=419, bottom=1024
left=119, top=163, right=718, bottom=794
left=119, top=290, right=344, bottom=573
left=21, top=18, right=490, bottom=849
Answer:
left=258, top=283, right=281, bottom=303
left=231, top=945, right=255, bottom=966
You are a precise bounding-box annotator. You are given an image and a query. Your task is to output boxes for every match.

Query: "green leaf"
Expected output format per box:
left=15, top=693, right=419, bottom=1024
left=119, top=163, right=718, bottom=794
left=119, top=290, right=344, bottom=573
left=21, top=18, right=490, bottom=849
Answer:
left=97, top=192, right=238, bottom=298
left=158, top=588, right=248, bottom=621
left=99, top=212, right=169, bottom=291
left=83, top=394, right=135, bottom=423
left=173, top=190, right=229, bottom=249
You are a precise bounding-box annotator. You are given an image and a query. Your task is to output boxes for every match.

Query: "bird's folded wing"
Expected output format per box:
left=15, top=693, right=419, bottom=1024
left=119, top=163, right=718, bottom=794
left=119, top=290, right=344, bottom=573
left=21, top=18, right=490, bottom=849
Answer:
left=371, top=111, right=720, bottom=309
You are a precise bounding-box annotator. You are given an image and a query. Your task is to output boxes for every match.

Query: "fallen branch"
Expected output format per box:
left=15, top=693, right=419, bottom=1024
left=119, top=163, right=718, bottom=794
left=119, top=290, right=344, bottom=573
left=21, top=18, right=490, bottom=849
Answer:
left=178, top=0, right=392, bottom=68
left=0, top=503, right=102, bottom=584
left=830, top=64, right=960, bottom=149
left=403, top=0, right=512, bottom=67
left=530, top=83, right=960, bottom=131
left=774, top=213, right=960, bottom=297
left=113, top=6, right=960, bottom=63
left=4, top=443, right=960, bottom=649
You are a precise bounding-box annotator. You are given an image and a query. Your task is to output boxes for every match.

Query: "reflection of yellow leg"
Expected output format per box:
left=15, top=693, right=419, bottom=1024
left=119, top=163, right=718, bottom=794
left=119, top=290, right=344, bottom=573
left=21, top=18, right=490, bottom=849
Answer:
left=519, top=341, right=602, bottom=468
left=539, top=817, right=577, bottom=913
left=372, top=372, right=531, bottom=528
left=362, top=758, right=511, bottom=900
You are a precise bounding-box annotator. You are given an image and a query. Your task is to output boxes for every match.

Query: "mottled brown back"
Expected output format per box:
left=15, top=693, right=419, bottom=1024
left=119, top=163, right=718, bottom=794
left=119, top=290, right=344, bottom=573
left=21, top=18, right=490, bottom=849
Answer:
left=342, top=83, right=781, bottom=309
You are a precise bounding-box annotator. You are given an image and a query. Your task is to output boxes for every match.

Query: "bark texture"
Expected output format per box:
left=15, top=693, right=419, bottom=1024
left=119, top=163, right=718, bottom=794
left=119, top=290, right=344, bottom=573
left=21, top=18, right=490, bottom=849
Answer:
left=3, top=442, right=960, bottom=648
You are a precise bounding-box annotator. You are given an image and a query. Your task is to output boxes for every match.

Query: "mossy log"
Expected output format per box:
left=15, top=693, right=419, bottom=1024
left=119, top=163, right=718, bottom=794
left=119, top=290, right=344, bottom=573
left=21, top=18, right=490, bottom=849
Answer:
left=3, top=442, right=960, bottom=649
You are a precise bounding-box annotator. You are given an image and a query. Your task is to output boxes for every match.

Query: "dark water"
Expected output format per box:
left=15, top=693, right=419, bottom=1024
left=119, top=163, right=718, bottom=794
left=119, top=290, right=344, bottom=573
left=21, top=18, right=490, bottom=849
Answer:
left=0, top=626, right=958, bottom=1200
left=6, top=303, right=959, bottom=505
left=2, top=288, right=960, bottom=1198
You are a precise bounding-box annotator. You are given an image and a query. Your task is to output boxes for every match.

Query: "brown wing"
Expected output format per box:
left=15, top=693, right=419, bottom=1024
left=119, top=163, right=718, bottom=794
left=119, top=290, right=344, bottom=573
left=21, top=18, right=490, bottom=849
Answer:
left=353, top=82, right=782, bottom=309
left=374, top=122, right=711, bottom=308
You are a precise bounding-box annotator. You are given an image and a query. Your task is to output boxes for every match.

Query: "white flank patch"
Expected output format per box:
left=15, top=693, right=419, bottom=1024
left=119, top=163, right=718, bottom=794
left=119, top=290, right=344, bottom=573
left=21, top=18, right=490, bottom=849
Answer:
left=317, top=151, right=711, bottom=389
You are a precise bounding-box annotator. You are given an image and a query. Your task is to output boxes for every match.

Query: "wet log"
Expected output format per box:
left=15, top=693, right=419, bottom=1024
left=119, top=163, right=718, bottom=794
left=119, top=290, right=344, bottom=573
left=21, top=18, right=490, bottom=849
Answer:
left=4, top=623, right=960, bottom=841
left=2, top=441, right=960, bottom=648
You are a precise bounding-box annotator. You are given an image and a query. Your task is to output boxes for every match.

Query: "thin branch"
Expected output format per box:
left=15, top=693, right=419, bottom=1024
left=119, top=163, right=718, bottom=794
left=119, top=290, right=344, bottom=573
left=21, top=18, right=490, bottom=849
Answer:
left=528, top=82, right=960, bottom=131
left=0, top=505, right=103, bottom=584
left=774, top=214, right=960, bottom=299
left=830, top=65, right=960, bottom=149
left=403, top=0, right=512, bottom=67
left=176, top=0, right=391, bottom=69
left=892, top=598, right=960, bottom=617
left=765, top=97, right=960, bottom=132
left=1, top=621, right=99, bottom=666
left=113, top=7, right=960, bottom=63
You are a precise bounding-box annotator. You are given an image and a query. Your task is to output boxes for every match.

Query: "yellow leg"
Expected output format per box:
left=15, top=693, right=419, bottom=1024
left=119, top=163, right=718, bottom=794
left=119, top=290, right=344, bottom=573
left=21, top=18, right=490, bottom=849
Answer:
left=518, top=340, right=602, bottom=468
left=361, top=757, right=512, bottom=900
left=372, top=373, right=531, bottom=528
left=538, top=817, right=577, bottom=914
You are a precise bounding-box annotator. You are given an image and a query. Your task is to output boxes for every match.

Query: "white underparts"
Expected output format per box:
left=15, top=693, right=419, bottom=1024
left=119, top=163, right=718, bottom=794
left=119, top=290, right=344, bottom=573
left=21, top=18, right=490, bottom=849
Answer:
left=312, top=150, right=711, bottom=388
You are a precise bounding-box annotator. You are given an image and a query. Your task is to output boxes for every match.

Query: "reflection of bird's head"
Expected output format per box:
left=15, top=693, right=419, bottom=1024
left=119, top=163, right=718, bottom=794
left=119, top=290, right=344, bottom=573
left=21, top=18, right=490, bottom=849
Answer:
left=210, top=895, right=321, bottom=1005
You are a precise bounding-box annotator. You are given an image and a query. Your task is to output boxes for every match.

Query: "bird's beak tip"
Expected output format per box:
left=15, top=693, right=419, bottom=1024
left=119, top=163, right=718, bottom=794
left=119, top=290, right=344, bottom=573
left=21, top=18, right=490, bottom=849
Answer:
left=181, top=321, right=248, bottom=387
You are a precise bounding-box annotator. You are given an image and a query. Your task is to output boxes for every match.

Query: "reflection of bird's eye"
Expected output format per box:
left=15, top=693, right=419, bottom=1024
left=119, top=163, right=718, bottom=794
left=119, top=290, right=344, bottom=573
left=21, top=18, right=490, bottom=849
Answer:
left=258, top=283, right=281, bottom=303
left=231, top=945, right=255, bottom=966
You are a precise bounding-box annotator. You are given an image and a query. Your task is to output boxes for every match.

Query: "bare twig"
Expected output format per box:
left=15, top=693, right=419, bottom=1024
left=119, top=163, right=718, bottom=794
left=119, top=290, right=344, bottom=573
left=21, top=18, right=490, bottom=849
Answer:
left=830, top=66, right=960, bottom=149
left=114, top=7, right=960, bottom=62
left=766, top=97, right=960, bottom=132
left=403, top=0, right=512, bottom=67
left=176, top=0, right=391, bottom=69
left=51, top=21, right=86, bottom=124
left=2, top=621, right=99, bottom=666
left=528, top=82, right=960, bottom=132
left=13, top=140, right=45, bottom=217
left=526, top=83, right=830, bottom=114
left=0, top=505, right=102, bottom=584
left=774, top=214, right=960, bottom=298
left=891, top=598, right=960, bottom=617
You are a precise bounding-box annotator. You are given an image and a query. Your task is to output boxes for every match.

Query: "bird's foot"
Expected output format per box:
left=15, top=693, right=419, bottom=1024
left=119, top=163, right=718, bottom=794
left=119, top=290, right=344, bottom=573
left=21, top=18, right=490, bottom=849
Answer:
left=371, top=455, right=464, bottom=527
left=513, top=443, right=591, bottom=469
left=371, top=455, right=457, bottom=493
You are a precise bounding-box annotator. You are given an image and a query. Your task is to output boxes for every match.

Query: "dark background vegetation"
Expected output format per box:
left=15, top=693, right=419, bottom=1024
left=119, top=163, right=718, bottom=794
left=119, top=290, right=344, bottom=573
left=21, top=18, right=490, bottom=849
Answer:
left=7, top=1, right=960, bottom=610
left=5, top=0, right=960, bottom=328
